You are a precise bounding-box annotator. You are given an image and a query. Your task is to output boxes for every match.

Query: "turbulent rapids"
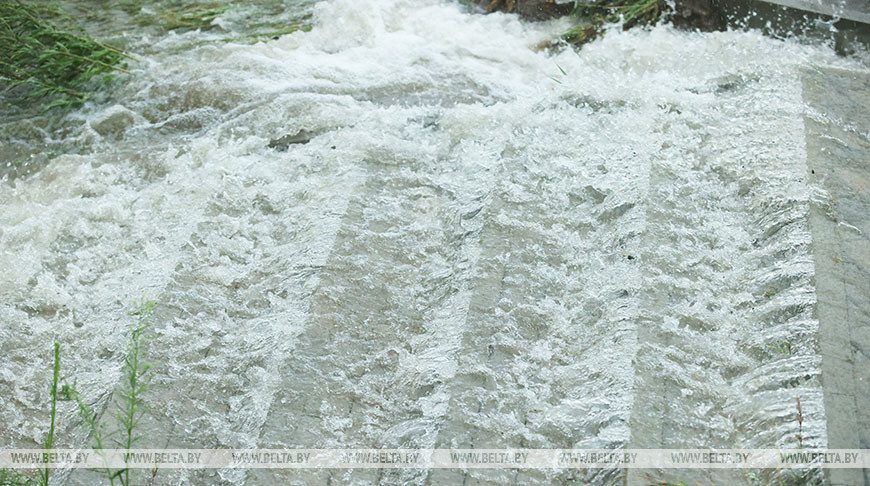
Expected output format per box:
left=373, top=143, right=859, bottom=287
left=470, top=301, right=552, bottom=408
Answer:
left=0, top=0, right=868, bottom=484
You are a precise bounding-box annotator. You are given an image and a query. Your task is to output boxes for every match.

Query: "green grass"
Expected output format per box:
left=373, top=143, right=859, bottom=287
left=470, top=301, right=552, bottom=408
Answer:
left=59, top=383, right=114, bottom=485
left=115, top=300, right=157, bottom=486
left=28, top=301, right=158, bottom=486
left=123, top=2, right=230, bottom=32
left=37, top=343, right=61, bottom=486
left=1, top=0, right=317, bottom=112
left=563, top=0, right=662, bottom=45
left=0, top=0, right=130, bottom=110
left=0, top=469, right=35, bottom=486
left=118, top=0, right=312, bottom=37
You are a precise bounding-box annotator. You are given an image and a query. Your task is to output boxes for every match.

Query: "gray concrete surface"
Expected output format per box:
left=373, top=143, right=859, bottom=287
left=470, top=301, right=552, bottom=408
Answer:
left=757, top=0, right=870, bottom=23
left=803, top=66, right=870, bottom=486
left=623, top=63, right=870, bottom=486
left=718, top=0, right=870, bottom=54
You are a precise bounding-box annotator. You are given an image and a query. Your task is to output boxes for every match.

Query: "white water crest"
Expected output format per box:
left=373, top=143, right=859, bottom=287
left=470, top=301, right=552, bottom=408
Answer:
left=0, top=0, right=867, bottom=484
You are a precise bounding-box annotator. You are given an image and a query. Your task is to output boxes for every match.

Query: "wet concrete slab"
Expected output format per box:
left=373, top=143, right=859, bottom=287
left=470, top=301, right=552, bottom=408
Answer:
left=803, top=66, right=870, bottom=486
left=718, top=0, right=870, bottom=54
left=624, top=60, right=821, bottom=486
left=624, top=61, right=870, bottom=486
left=759, top=0, right=870, bottom=23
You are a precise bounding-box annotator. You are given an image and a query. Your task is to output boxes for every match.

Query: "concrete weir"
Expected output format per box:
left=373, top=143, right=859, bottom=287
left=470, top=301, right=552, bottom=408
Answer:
left=625, top=62, right=870, bottom=486
left=804, top=66, right=870, bottom=486
left=624, top=3, right=870, bottom=484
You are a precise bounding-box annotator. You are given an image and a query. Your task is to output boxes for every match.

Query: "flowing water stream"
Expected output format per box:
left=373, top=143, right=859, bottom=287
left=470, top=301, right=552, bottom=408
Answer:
left=1, top=0, right=868, bottom=484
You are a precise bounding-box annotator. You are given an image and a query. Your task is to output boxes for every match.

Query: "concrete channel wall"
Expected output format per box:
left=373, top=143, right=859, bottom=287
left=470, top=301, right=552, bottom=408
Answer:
left=717, top=0, right=870, bottom=53
left=735, top=4, right=869, bottom=484
left=755, top=0, right=870, bottom=23
left=623, top=2, right=868, bottom=483
left=803, top=66, right=870, bottom=486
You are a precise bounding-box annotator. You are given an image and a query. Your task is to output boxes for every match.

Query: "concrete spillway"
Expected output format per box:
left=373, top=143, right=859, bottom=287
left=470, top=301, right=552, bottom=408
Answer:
left=0, top=1, right=867, bottom=485
left=804, top=66, right=870, bottom=486
left=625, top=64, right=870, bottom=486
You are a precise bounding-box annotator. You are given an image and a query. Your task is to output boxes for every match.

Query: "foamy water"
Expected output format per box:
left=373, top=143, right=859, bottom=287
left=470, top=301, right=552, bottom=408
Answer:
left=0, top=0, right=867, bottom=483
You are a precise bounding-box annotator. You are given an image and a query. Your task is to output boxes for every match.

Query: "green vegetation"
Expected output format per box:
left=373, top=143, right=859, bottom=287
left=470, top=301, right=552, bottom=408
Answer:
left=794, top=396, right=804, bottom=448
left=0, top=0, right=131, bottom=110
left=0, top=469, right=34, bottom=486
left=37, top=343, right=61, bottom=486
left=6, top=301, right=158, bottom=486
left=0, top=0, right=316, bottom=112
left=119, top=1, right=230, bottom=32
left=117, top=0, right=313, bottom=39
left=223, top=21, right=313, bottom=44
left=115, top=300, right=157, bottom=486
left=65, top=300, right=156, bottom=486
left=563, top=0, right=663, bottom=45
left=151, top=4, right=229, bottom=32
left=59, top=384, right=114, bottom=485
left=767, top=338, right=792, bottom=358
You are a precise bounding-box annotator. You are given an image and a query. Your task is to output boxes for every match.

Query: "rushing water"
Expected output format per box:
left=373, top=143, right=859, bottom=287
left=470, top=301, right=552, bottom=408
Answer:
left=0, top=0, right=868, bottom=484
